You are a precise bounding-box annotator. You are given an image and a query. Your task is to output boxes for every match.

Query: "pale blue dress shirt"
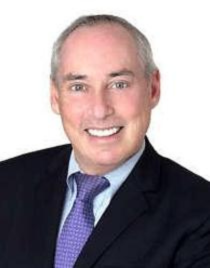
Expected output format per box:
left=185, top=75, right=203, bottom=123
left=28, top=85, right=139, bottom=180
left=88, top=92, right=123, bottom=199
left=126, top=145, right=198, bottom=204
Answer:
left=59, top=139, right=145, bottom=234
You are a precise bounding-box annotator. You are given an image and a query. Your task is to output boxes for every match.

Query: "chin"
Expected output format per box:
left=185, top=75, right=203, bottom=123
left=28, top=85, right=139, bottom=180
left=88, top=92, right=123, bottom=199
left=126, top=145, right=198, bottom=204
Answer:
left=92, top=153, right=127, bottom=170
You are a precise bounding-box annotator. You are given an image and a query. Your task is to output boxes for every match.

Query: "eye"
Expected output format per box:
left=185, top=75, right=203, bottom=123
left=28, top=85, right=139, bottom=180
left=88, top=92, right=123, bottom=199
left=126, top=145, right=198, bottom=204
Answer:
left=70, top=83, right=87, bottom=92
left=111, top=81, right=129, bottom=89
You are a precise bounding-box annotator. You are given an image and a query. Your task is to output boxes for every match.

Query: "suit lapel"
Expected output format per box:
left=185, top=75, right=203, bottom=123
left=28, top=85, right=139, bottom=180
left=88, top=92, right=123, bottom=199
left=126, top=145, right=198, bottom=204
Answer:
left=33, top=146, right=71, bottom=267
left=75, top=139, right=161, bottom=267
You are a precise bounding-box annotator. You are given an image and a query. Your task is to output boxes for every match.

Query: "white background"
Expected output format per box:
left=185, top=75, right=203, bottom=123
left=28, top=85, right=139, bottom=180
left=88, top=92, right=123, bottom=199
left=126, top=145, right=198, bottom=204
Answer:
left=0, top=0, right=209, bottom=180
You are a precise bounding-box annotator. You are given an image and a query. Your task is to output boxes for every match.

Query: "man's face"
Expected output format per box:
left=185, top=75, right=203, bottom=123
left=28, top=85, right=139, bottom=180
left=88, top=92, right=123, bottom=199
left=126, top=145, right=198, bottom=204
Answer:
left=51, top=24, right=160, bottom=175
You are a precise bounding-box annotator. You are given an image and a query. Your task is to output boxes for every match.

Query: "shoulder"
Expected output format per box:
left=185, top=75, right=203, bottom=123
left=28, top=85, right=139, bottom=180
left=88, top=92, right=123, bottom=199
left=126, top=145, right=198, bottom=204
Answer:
left=0, top=144, right=71, bottom=181
left=143, top=139, right=210, bottom=213
left=161, top=155, right=210, bottom=194
left=158, top=155, right=210, bottom=218
left=143, top=138, right=210, bottom=193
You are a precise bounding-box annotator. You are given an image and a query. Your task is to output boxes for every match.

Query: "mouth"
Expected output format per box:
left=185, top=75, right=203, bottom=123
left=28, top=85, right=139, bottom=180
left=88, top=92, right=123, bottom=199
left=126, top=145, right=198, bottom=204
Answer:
left=85, top=127, right=123, bottom=137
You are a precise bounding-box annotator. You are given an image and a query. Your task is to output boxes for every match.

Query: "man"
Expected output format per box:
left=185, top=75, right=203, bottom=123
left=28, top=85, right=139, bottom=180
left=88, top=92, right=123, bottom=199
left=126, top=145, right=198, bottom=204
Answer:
left=0, top=14, right=210, bottom=268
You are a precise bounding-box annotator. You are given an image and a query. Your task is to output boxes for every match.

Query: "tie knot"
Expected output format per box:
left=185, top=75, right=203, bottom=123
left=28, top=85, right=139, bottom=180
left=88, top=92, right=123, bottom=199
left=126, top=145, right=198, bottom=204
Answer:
left=74, top=172, right=110, bottom=202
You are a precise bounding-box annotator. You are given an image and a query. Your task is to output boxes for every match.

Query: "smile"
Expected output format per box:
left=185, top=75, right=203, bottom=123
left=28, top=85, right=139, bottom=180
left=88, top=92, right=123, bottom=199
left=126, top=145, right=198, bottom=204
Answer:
left=86, top=127, right=122, bottom=137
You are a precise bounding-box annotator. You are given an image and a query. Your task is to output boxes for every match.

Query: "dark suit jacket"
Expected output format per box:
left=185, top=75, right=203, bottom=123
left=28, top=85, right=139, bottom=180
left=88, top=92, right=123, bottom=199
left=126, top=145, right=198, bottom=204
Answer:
left=0, top=139, right=210, bottom=267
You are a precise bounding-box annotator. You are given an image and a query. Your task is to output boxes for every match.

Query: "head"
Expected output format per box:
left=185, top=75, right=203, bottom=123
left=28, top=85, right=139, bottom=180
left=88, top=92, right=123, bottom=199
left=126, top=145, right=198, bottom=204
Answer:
left=50, top=14, right=160, bottom=175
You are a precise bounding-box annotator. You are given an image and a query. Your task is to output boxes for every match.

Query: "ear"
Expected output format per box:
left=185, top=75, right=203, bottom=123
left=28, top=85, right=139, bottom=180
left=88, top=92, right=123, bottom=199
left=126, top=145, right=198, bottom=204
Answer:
left=50, top=80, right=61, bottom=115
left=149, top=70, right=161, bottom=109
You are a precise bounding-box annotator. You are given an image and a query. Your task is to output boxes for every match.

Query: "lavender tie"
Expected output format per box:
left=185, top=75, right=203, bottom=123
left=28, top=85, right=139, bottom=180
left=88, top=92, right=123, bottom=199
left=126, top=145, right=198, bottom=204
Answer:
left=54, top=172, right=110, bottom=268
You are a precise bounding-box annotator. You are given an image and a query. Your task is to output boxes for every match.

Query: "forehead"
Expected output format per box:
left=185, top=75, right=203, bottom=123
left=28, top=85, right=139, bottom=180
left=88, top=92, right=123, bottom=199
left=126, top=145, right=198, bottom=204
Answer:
left=62, top=23, right=137, bottom=51
left=59, top=24, right=141, bottom=74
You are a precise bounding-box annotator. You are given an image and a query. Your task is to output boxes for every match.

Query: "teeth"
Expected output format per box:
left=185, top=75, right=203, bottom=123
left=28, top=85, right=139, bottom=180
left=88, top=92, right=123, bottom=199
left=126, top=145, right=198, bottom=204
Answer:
left=87, top=127, right=120, bottom=137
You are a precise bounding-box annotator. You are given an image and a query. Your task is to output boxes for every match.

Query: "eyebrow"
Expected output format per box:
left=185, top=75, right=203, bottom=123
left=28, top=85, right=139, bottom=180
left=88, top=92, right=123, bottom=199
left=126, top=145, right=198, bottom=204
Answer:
left=108, top=69, right=134, bottom=78
left=62, top=73, right=87, bottom=82
left=61, top=69, right=134, bottom=83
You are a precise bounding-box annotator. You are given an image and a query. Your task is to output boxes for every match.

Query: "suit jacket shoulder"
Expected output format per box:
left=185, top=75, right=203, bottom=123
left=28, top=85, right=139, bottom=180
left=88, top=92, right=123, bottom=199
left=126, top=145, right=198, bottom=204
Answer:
left=0, top=144, right=71, bottom=179
left=160, top=155, right=210, bottom=212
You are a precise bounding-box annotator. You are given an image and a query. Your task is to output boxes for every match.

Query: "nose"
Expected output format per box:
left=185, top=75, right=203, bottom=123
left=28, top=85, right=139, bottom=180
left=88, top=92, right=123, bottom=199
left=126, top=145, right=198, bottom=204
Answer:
left=90, top=91, right=114, bottom=119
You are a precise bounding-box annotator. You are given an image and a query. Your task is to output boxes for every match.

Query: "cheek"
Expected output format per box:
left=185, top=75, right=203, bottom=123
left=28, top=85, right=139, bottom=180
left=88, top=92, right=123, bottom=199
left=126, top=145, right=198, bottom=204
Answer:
left=121, top=93, right=152, bottom=140
left=120, top=91, right=150, bottom=120
left=59, top=99, right=83, bottom=128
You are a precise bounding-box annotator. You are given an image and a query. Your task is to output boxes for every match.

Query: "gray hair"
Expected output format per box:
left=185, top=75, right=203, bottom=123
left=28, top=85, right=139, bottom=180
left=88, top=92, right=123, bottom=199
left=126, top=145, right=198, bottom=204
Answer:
left=51, top=14, right=158, bottom=86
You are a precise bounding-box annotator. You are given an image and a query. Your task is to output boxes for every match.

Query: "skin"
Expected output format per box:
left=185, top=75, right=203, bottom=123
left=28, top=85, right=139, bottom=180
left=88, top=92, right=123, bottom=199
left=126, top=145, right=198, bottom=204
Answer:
left=50, top=23, right=160, bottom=175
